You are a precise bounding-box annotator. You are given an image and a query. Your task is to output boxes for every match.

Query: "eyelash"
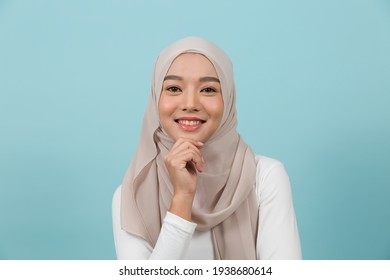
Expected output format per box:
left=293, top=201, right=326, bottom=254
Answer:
left=166, top=86, right=217, bottom=94
left=167, top=86, right=182, bottom=93
left=201, top=87, right=216, bottom=93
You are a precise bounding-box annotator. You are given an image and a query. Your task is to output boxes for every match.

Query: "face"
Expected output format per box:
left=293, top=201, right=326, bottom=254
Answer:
left=158, top=53, right=224, bottom=143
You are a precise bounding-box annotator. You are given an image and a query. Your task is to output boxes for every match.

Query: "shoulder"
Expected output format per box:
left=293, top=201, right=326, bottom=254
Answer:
left=254, top=155, right=291, bottom=204
left=255, top=155, right=285, bottom=176
left=254, top=155, right=289, bottom=185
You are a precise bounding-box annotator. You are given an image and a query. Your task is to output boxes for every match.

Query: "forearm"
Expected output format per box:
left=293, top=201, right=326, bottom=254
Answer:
left=113, top=186, right=197, bottom=260
left=149, top=211, right=197, bottom=259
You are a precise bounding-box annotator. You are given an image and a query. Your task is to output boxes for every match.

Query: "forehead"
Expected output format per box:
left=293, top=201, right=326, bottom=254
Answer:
left=166, top=53, right=218, bottom=77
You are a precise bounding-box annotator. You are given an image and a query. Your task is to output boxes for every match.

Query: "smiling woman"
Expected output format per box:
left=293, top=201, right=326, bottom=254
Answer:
left=112, top=37, right=302, bottom=260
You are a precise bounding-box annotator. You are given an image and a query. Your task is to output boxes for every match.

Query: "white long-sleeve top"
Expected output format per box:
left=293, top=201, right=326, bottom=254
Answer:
left=112, top=155, right=302, bottom=259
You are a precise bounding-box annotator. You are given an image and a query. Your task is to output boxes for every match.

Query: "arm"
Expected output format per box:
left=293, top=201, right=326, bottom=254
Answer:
left=255, top=156, right=302, bottom=259
left=112, top=139, right=203, bottom=259
left=112, top=186, right=197, bottom=259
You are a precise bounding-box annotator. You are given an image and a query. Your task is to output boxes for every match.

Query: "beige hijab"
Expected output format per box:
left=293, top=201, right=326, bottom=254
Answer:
left=121, top=37, right=258, bottom=259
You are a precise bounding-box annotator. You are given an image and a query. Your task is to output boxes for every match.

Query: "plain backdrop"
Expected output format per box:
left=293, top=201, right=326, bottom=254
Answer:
left=0, top=0, right=389, bottom=259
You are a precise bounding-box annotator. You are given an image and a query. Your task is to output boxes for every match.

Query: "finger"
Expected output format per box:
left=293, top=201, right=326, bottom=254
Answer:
left=169, top=149, right=204, bottom=172
left=192, top=158, right=203, bottom=173
left=177, top=149, right=203, bottom=173
left=187, top=150, right=204, bottom=173
left=172, top=138, right=204, bottom=150
left=185, top=161, right=197, bottom=175
left=170, top=141, right=203, bottom=161
left=165, top=139, right=204, bottom=172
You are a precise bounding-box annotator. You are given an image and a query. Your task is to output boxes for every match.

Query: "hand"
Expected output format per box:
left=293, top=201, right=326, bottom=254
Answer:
left=163, top=138, right=204, bottom=221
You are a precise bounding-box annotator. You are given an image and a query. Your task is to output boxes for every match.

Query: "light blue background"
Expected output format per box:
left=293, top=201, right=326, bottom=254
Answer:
left=1, top=0, right=389, bottom=259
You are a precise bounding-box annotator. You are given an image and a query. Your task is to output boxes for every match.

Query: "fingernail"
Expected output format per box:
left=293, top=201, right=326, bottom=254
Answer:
left=202, top=157, right=205, bottom=163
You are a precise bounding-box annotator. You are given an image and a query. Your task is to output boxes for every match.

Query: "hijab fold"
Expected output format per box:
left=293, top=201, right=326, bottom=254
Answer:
left=121, top=37, right=258, bottom=259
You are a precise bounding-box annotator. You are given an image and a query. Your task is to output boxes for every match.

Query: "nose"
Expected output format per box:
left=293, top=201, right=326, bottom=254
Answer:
left=181, top=88, right=200, bottom=112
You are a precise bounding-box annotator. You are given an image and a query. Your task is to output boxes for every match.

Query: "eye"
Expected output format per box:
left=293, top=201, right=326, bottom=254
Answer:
left=201, top=87, right=217, bottom=94
left=166, top=86, right=182, bottom=93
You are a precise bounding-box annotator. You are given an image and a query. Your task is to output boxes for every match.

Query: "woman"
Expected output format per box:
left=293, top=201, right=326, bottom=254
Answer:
left=112, top=37, right=302, bottom=259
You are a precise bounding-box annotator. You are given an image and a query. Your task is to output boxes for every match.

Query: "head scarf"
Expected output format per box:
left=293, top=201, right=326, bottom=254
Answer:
left=121, top=37, right=258, bottom=259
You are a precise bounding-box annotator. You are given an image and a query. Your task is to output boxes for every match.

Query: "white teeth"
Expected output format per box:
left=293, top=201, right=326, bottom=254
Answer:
left=178, top=120, right=202, bottom=126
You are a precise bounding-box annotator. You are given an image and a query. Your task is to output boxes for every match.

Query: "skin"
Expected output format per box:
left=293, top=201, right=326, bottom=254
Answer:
left=158, top=53, right=224, bottom=221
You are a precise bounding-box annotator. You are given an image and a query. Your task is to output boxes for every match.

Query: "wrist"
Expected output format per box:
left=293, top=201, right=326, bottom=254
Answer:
left=169, top=193, right=194, bottom=222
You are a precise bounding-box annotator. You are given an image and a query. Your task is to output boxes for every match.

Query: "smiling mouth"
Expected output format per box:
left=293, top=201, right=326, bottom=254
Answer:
left=175, top=119, right=206, bottom=131
left=175, top=119, right=205, bottom=126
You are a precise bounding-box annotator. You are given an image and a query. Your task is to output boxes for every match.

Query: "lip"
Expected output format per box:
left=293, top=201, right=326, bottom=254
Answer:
left=175, top=117, right=206, bottom=132
left=175, top=116, right=206, bottom=122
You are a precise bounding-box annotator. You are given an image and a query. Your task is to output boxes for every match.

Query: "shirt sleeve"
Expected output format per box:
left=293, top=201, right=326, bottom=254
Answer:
left=255, top=157, right=302, bottom=259
left=112, top=186, right=197, bottom=260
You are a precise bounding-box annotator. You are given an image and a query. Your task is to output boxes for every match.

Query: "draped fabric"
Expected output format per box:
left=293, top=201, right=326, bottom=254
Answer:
left=121, top=37, right=258, bottom=259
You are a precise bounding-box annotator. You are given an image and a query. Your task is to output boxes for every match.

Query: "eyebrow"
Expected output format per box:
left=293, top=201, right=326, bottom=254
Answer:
left=164, top=75, right=220, bottom=83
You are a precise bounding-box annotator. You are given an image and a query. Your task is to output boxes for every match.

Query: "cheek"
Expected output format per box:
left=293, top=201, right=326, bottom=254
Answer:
left=158, top=95, right=176, bottom=119
left=205, top=97, right=224, bottom=122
